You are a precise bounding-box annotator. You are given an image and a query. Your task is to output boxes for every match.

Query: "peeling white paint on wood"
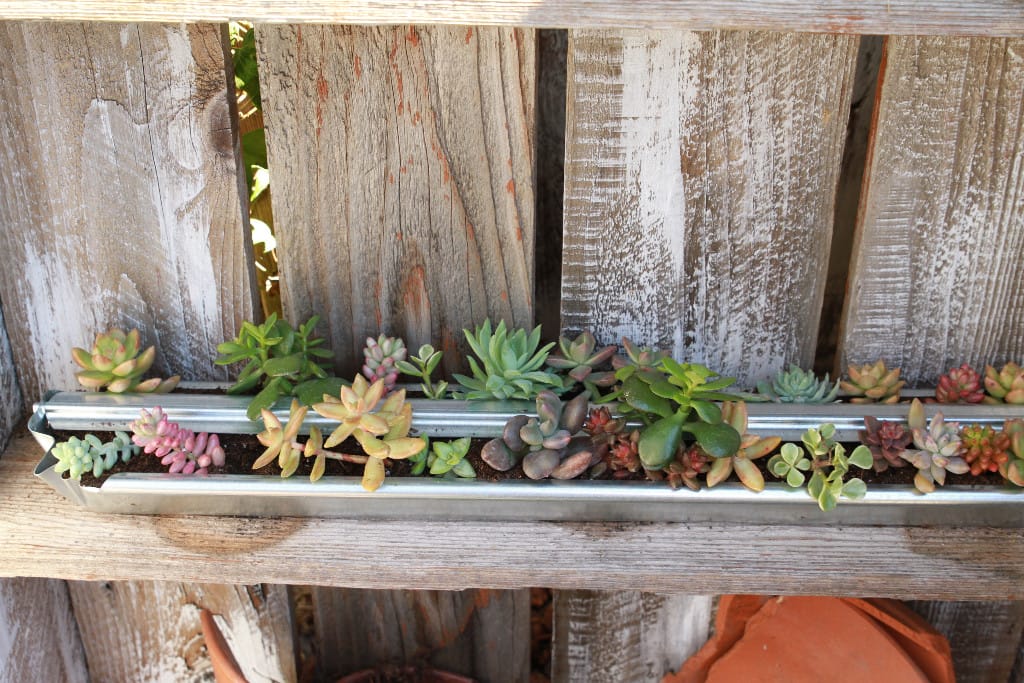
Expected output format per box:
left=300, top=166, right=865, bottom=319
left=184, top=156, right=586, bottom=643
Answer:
left=0, top=578, right=87, bottom=683
left=561, top=29, right=857, bottom=387
left=0, top=22, right=255, bottom=401
left=256, top=25, right=535, bottom=377
left=839, top=36, right=1024, bottom=385
left=69, top=581, right=295, bottom=683
left=552, top=591, right=712, bottom=683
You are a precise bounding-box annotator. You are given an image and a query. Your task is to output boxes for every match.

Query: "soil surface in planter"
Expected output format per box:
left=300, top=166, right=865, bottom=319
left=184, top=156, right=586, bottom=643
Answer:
left=51, top=430, right=1008, bottom=491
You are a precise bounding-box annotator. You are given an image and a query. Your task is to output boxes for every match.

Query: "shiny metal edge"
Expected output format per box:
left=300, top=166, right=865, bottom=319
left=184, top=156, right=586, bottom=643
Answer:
left=27, top=400, right=1024, bottom=526
left=34, top=391, right=1024, bottom=441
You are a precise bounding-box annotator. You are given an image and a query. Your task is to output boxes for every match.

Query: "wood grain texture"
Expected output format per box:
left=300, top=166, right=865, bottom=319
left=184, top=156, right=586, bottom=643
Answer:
left=907, top=600, right=1024, bottom=683
left=839, top=37, right=1024, bottom=385
left=0, top=306, right=22, bottom=452
left=2, top=436, right=1023, bottom=599
left=257, top=24, right=535, bottom=377
left=0, top=578, right=87, bottom=683
left=551, top=592, right=711, bottom=683
left=309, top=587, right=528, bottom=681
left=561, top=29, right=857, bottom=387
left=69, top=581, right=295, bottom=683
left=0, top=1, right=1022, bottom=36
left=0, top=21, right=256, bottom=402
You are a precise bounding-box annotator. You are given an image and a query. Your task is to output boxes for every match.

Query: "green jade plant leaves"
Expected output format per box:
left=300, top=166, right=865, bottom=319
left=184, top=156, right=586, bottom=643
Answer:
left=216, top=314, right=345, bottom=420
left=454, top=319, right=563, bottom=400
left=768, top=424, right=873, bottom=511
left=635, top=359, right=743, bottom=470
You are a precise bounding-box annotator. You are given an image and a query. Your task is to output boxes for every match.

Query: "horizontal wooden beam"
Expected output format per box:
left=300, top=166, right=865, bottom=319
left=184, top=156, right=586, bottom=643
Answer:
left=4, top=434, right=1022, bottom=598
left=0, top=1, right=1022, bottom=36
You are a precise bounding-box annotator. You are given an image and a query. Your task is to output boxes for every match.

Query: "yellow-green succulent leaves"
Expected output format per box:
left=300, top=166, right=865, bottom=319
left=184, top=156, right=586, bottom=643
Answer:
left=72, top=328, right=179, bottom=394
left=840, top=360, right=904, bottom=404
left=983, top=363, right=1024, bottom=404
left=253, top=400, right=308, bottom=471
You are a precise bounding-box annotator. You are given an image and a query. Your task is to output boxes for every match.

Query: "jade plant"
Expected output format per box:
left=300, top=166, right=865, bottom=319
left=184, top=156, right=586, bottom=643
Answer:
left=935, top=364, right=984, bottom=403
left=216, top=314, right=344, bottom=420
left=53, top=432, right=138, bottom=480
left=130, top=407, right=225, bottom=475
left=396, top=344, right=449, bottom=399
left=312, top=376, right=425, bottom=491
left=768, top=424, right=872, bottom=511
left=545, top=331, right=616, bottom=396
left=859, top=416, right=911, bottom=473
left=756, top=365, right=839, bottom=403
left=703, top=402, right=781, bottom=492
left=481, top=391, right=593, bottom=479
left=840, top=360, right=904, bottom=404
left=983, top=362, right=1024, bottom=404
left=362, top=334, right=407, bottom=392
left=72, top=328, right=179, bottom=393
left=902, top=399, right=968, bottom=493
left=425, top=437, right=475, bottom=478
left=454, top=319, right=563, bottom=400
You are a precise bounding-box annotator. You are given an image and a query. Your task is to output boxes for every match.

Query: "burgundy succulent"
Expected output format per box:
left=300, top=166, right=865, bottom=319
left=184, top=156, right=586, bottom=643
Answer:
left=859, top=416, right=911, bottom=472
left=662, top=445, right=710, bottom=491
left=935, top=364, right=984, bottom=403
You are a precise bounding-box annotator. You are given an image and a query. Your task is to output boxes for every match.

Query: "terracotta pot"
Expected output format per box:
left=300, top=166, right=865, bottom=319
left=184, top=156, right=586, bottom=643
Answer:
left=200, top=609, right=248, bottom=683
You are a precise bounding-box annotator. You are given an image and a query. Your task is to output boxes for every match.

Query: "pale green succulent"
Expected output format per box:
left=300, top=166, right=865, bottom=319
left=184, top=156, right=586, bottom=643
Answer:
left=427, top=437, right=475, bottom=478
left=903, top=399, right=967, bottom=493
left=453, top=319, right=563, bottom=400
left=53, top=432, right=138, bottom=480
left=756, top=365, right=839, bottom=403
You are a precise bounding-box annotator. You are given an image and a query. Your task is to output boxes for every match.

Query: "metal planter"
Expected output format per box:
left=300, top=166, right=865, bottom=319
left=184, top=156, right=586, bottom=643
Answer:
left=31, top=390, right=1024, bottom=526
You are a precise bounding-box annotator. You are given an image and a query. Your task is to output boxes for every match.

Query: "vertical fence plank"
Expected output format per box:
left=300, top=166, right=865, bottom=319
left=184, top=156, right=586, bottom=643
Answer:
left=0, top=21, right=256, bottom=402
left=256, top=24, right=536, bottom=377
left=841, top=35, right=1024, bottom=682
left=839, top=37, right=1024, bottom=385
left=562, top=29, right=858, bottom=387
left=551, top=591, right=712, bottom=683
left=307, top=587, right=529, bottom=681
left=69, top=582, right=295, bottom=683
left=556, top=29, right=858, bottom=681
left=0, top=22, right=292, bottom=683
left=257, top=23, right=535, bottom=681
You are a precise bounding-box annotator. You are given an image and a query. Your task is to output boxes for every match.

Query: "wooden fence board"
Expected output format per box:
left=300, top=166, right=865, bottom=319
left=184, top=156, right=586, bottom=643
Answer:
left=308, top=587, right=528, bottom=681
left=551, top=591, right=712, bottom=683
left=839, top=36, right=1024, bottom=385
left=256, top=24, right=535, bottom=377
left=0, top=21, right=256, bottom=402
left=69, top=581, right=295, bottom=683
left=907, top=600, right=1024, bottom=683
left=0, top=578, right=87, bottom=683
left=1, top=1, right=1023, bottom=36
left=561, top=29, right=857, bottom=388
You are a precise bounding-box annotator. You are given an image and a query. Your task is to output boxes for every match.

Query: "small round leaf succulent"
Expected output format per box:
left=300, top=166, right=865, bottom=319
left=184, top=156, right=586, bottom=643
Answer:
left=756, top=365, right=839, bottom=404
left=53, top=432, right=138, bottom=480
left=72, top=328, right=179, bottom=394
left=840, top=360, right=904, bottom=404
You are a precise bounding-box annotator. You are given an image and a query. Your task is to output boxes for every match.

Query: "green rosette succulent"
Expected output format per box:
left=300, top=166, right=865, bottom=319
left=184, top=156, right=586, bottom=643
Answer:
left=756, top=365, right=839, bottom=403
left=72, top=328, right=179, bottom=394
left=453, top=319, right=563, bottom=400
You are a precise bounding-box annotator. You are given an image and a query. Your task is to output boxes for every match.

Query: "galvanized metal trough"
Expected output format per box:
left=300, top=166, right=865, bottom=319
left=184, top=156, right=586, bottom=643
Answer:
left=30, top=390, right=1024, bottom=526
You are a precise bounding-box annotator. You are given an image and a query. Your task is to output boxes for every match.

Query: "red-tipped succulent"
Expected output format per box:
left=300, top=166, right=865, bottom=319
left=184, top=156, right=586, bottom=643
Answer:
left=934, top=364, right=984, bottom=403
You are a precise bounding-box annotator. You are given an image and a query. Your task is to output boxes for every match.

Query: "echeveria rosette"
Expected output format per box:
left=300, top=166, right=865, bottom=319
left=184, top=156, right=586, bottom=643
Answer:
left=983, top=362, right=1024, bottom=404
left=756, top=365, right=839, bottom=404
left=453, top=319, right=563, bottom=400
left=545, top=331, right=617, bottom=395
left=427, top=437, right=476, bottom=479
left=902, top=399, right=968, bottom=493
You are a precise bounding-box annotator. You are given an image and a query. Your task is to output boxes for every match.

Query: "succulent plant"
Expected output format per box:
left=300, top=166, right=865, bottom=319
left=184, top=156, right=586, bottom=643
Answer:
left=959, top=423, right=1011, bottom=476
left=72, top=328, right=179, bottom=394
left=768, top=424, right=872, bottom=511
left=756, top=365, right=839, bottom=404
left=661, top=445, right=710, bottom=491
left=52, top=432, right=138, bottom=480
left=935, top=364, right=984, bottom=403
left=216, top=314, right=345, bottom=420
left=1001, top=419, right=1024, bottom=486
left=426, top=437, right=475, bottom=478
left=313, top=377, right=425, bottom=491
left=611, top=338, right=670, bottom=374
left=902, top=399, right=968, bottom=493
left=703, top=402, right=781, bottom=492
left=396, top=344, right=449, bottom=399
left=859, top=416, right=911, bottom=472
left=253, top=399, right=310, bottom=477
left=983, top=362, right=1024, bottom=404
left=480, top=391, right=594, bottom=480
left=453, top=319, right=563, bottom=400
left=130, top=407, right=225, bottom=475
left=545, top=330, right=616, bottom=395
left=840, top=360, right=904, bottom=404
left=605, top=430, right=642, bottom=478
left=633, top=359, right=742, bottom=470
left=362, top=334, right=407, bottom=391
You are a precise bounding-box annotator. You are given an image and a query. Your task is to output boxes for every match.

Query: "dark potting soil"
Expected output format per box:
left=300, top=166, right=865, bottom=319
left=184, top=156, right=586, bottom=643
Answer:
left=52, top=429, right=1006, bottom=490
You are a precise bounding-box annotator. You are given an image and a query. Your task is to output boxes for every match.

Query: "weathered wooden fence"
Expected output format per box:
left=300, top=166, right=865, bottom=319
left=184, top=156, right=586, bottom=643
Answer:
left=1, top=4, right=1023, bottom=682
